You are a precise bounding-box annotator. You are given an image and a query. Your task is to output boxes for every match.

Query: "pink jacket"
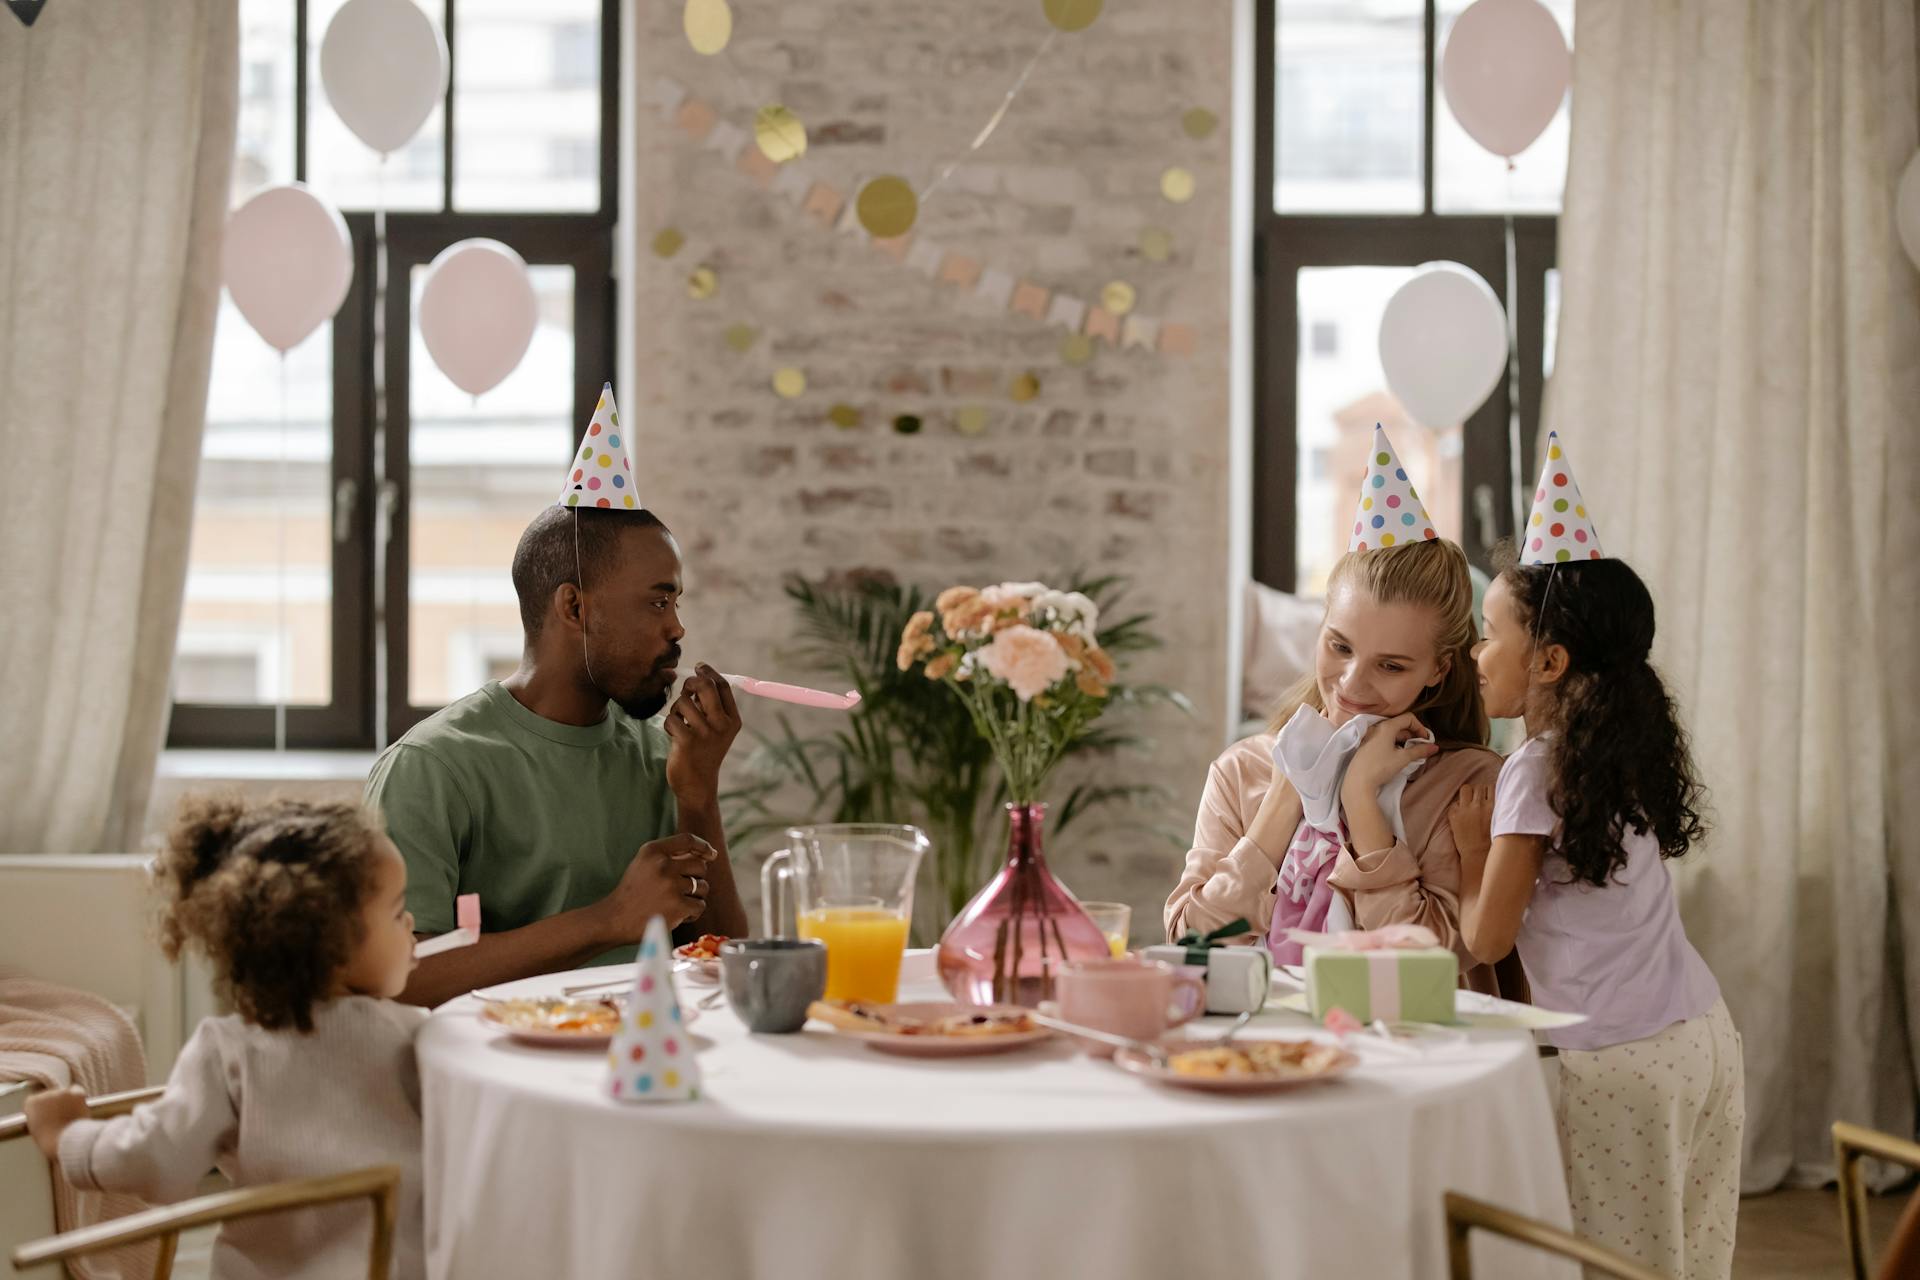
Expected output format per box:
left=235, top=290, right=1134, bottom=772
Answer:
left=1164, top=733, right=1527, bottom=1001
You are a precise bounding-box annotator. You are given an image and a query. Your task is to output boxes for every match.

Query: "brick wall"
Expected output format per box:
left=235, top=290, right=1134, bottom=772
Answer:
left=624, top=0, right=1237, bottom=940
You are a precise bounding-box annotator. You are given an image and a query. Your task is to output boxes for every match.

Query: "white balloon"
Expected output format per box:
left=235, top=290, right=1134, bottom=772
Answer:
left=1440, top=0, right=1571, bottom=159
left=320, top=0, right=448, bottom=156
left=1897, top=150, right=1920, bottom=274
left=1378, top=264, right=1509, bottom=429
left=418, top=239, right=538, bottom=397
left=222, top=183, right=353, bottom=353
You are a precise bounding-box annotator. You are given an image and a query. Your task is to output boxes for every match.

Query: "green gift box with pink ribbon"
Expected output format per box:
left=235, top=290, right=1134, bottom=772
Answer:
left=1290, top=924, right=1459, bottom=1025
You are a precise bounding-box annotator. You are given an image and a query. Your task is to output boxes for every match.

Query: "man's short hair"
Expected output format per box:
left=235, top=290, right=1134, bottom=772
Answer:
left=511, top=505, right=669, bottom=641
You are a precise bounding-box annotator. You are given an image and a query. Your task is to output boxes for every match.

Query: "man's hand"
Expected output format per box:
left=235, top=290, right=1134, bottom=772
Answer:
left=664, top=664, right=741, bottom=807
left=25, top=1085, right=88, bottom=1161
left=597, top=833, right=717, bottom=942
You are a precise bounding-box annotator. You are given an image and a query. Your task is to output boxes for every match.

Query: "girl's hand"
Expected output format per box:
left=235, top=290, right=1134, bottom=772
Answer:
left=1448, top=782, right=1496, bottom=862
left=1343, top=713, right=1439, bottom=797
left=24, top=1085, right=88, bottom=1161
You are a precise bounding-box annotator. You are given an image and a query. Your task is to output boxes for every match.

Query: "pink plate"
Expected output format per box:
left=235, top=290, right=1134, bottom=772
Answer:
left=821, top=1002, right=1055, bottom=1058
left=479, top=997, right=698, bottom=1049
left=672, top=949, right=722, bottom=985
left=1112, top=1039, right=1358, bottom=1093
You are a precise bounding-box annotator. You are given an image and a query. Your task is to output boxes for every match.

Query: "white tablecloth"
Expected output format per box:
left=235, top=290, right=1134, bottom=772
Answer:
left=419, top=952, right=1573, bottom=1280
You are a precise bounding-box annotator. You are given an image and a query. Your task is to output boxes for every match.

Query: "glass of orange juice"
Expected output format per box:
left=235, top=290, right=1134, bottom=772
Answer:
left=761, top=825, right=929, bottom=1004
left=1079, top=902, right=1132, bottom=957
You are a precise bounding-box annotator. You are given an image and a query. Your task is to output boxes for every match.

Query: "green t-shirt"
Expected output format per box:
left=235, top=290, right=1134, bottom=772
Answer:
left=364, top=681, right=677, bottom=966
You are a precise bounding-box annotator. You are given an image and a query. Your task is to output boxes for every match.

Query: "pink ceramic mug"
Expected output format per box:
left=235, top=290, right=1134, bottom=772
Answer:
left=1054, top=957, right=1205, bottom=1055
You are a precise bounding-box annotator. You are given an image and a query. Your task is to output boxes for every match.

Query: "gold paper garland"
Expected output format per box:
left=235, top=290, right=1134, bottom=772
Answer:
left=773, top=367, right=807, bottom=398
left=1042, top=0, right=1103, bottom=34
left=856, top=176, right=919, bottom=239
left=754, top=105, right=807, bottom=163
left=683, top=0, right=732, bottom=55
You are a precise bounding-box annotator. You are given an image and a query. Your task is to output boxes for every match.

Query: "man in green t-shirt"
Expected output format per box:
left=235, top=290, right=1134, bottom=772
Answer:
left=368, top=503, right=750, bottom=1006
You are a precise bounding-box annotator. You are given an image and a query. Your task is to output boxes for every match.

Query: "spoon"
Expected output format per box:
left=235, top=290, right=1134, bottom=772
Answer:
left=1214, top=1010, right=1256, bottom=1045
left=1028, top=1012, right=1172, bottom=1068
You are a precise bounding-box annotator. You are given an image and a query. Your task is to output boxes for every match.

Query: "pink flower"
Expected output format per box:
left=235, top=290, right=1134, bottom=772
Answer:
left=976, top=625, right=1071, bottom=702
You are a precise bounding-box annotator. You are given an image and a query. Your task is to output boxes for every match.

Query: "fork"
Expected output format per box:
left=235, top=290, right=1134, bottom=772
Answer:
left=1028, top=1012, right=1173, bottom=1068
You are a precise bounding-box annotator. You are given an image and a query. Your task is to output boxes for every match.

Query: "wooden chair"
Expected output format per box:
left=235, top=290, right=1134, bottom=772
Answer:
left=1833, top=1120, right=1920, bottom=1280
left=1443, top=1191, right=1669, bottom=1280
left=0, top=1088, right=398, bottom=1280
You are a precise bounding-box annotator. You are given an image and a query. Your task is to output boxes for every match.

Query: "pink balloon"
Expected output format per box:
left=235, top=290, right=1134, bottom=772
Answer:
left=1440, top=0, right=1571, bottom=160
left=417, top=239, right=537, bottom=397
left=222, top=184, right=353, bottom=353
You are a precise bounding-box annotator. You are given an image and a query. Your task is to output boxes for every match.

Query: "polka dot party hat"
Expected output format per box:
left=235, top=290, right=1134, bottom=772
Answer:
left=1521, top=432, right=1603, bottom=564
left=1349, top=424, right=1438, bottom=553
left=559, top=383, right=642, bottom=510
left=605, top=916, right=701, bottom=1103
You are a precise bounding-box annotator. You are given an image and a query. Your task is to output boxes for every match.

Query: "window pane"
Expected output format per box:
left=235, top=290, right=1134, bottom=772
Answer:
left=453, top=2, right=601, bottom=211
left=306, top=0, right=446, bottom=211
left=233, top=0, right=297, bottom=205
left=1433, top=0, right=1573, bottom=213
left=407, top=264, right=575, bottom=706
left=176, top=306, right=334, bottom=705
left=1275, top=0, right=1425, bottom=214
left=1294, top=266, right=1465, bottom=593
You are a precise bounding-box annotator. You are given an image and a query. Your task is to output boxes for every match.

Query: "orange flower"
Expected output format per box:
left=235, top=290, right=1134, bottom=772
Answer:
left=1085, top=644, right=1117, bottom=684
left=935, top=586, right=980, bottom=614
left=1057, top=632, right=1088, bottom=665
left=1075, top=668, right=1109, bottom=698
left=902, top=610, right=934, bottom=644
left=897, top=633, right=935, bottom=671
left=924, top=652, right=957, bottom=681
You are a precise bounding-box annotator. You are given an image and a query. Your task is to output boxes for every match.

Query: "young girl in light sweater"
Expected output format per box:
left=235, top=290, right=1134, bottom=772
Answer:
left=26, top=796, right=427, bottom=1280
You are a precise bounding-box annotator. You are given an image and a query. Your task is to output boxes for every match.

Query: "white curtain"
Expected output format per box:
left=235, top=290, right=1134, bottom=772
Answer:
left=1547, top=0, right=1920, bottom=1190
left=0, top=1, right=238, bottom=854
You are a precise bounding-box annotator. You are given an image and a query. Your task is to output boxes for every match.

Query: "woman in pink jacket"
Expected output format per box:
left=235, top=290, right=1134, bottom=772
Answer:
left=1166, top=451, right=1525, bottom=1001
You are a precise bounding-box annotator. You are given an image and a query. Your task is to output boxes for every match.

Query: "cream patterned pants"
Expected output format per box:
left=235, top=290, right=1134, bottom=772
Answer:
left=1553, top=999, right=1744, bottom=1279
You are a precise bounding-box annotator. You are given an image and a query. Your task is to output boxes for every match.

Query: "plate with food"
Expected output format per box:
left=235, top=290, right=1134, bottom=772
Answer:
left=673, top=934, right=727, bottom=985
left=478, top=995, right=699, bottom=1048
left=1114, top=1037, right=1358, bottom=1093
left=805, top=1000, right=1053, bottom=1057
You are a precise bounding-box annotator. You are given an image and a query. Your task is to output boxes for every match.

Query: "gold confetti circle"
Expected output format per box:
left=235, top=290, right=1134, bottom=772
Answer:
left=683, top=0, right=732, bottom=55
left=955, top=406, right=989, bottom=436
left=1161, top=167, right=1196, bottom=203
left=1042, top=0, right=1103, bottom=33
left=1061, top=333, right=1094, bottom=365
left=687, top=265, right=718, bottom=300
left=723, top=324, right=758, bottom=353
left=651, top=228, right=685, bottom=258
left=856, top=176, right=918, bottom=239
left=1100, top=281, right=1137, bottom=315
left=1140, top=227, right=1174, bottom=262
left=1010, top=372, right=1041, bottom=402
left=827, top=403, right=862, bottom=429
left=1182, top=107, right=1218, bottom=140
left=755, top=105, right=807, bottom=163
left=773, top=367, right=807, bottom=398
left=893, top=413, right=923, bottom=435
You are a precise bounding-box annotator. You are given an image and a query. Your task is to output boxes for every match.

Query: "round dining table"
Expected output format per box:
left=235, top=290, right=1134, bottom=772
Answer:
left=418, top=951, right=1574, bottom=1280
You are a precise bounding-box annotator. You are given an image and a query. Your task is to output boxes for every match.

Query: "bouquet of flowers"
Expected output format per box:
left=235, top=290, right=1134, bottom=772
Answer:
left=896, top=581, right=1118, bottom=806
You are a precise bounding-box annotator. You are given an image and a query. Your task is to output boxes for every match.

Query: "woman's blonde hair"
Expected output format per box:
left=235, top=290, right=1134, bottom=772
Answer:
left=1267, top=538, right=1489, bottom=747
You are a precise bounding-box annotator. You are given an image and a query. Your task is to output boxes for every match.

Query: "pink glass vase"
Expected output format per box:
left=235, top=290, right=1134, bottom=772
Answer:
left=937, top=803, right=1111, bottom=1007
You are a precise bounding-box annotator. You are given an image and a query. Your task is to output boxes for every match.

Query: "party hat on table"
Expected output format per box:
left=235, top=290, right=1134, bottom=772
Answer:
left=605, top=917, right=701, bottom=1103
left=1349, top=424, right=1438, bottom=553
left=1521, top=432, right=1603, bottom=564
left=559, top=383, right=642, bottom=510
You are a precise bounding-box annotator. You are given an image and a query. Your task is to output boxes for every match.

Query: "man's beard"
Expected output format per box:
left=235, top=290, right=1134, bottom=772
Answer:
left=616, top=687, right=671, bottom=721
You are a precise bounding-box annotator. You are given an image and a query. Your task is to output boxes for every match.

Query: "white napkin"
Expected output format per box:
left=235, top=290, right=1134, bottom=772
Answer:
left=1272, top=704, right=1431, bottom=846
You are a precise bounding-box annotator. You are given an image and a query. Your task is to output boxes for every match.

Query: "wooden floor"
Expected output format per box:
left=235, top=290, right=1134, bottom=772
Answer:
left=1734, top=1186, right=1910, bottom=1279
left=165, top=1185, right=1911, bottom=1279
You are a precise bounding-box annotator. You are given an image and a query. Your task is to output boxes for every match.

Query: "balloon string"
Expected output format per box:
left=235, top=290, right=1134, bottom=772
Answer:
left=1501, top=169, right=1524, bottom=539
left=372, top=154, right=391, bottom=748
left=921, top=28, right=1057, bottom=207
left=275, top=352, right=289, bottom=753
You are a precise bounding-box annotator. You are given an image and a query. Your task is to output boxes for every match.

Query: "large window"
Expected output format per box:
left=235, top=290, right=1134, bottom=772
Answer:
left=1256, top=0, right=1569, bottom=593
left=171, top=0, right=618, bottom=748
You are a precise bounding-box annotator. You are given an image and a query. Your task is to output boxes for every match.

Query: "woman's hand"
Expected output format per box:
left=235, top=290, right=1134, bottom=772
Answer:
left=1342, top=713, right=1439, bottom=799
left=1245, top=774, right=1304, bottom=869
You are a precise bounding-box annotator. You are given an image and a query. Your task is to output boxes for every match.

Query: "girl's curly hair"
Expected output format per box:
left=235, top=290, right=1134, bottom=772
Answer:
left=155, top=794, right=385, bottom=1032
left=1496, top=552, right=1709, bottom=887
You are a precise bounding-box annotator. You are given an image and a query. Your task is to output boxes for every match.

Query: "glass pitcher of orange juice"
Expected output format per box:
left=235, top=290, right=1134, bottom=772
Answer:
left=761, top=824, right=929, bottom=1004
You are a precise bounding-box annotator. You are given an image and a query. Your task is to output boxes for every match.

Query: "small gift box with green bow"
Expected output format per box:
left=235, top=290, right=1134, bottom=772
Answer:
left=1143, top=919, right=1272, bottom=1015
